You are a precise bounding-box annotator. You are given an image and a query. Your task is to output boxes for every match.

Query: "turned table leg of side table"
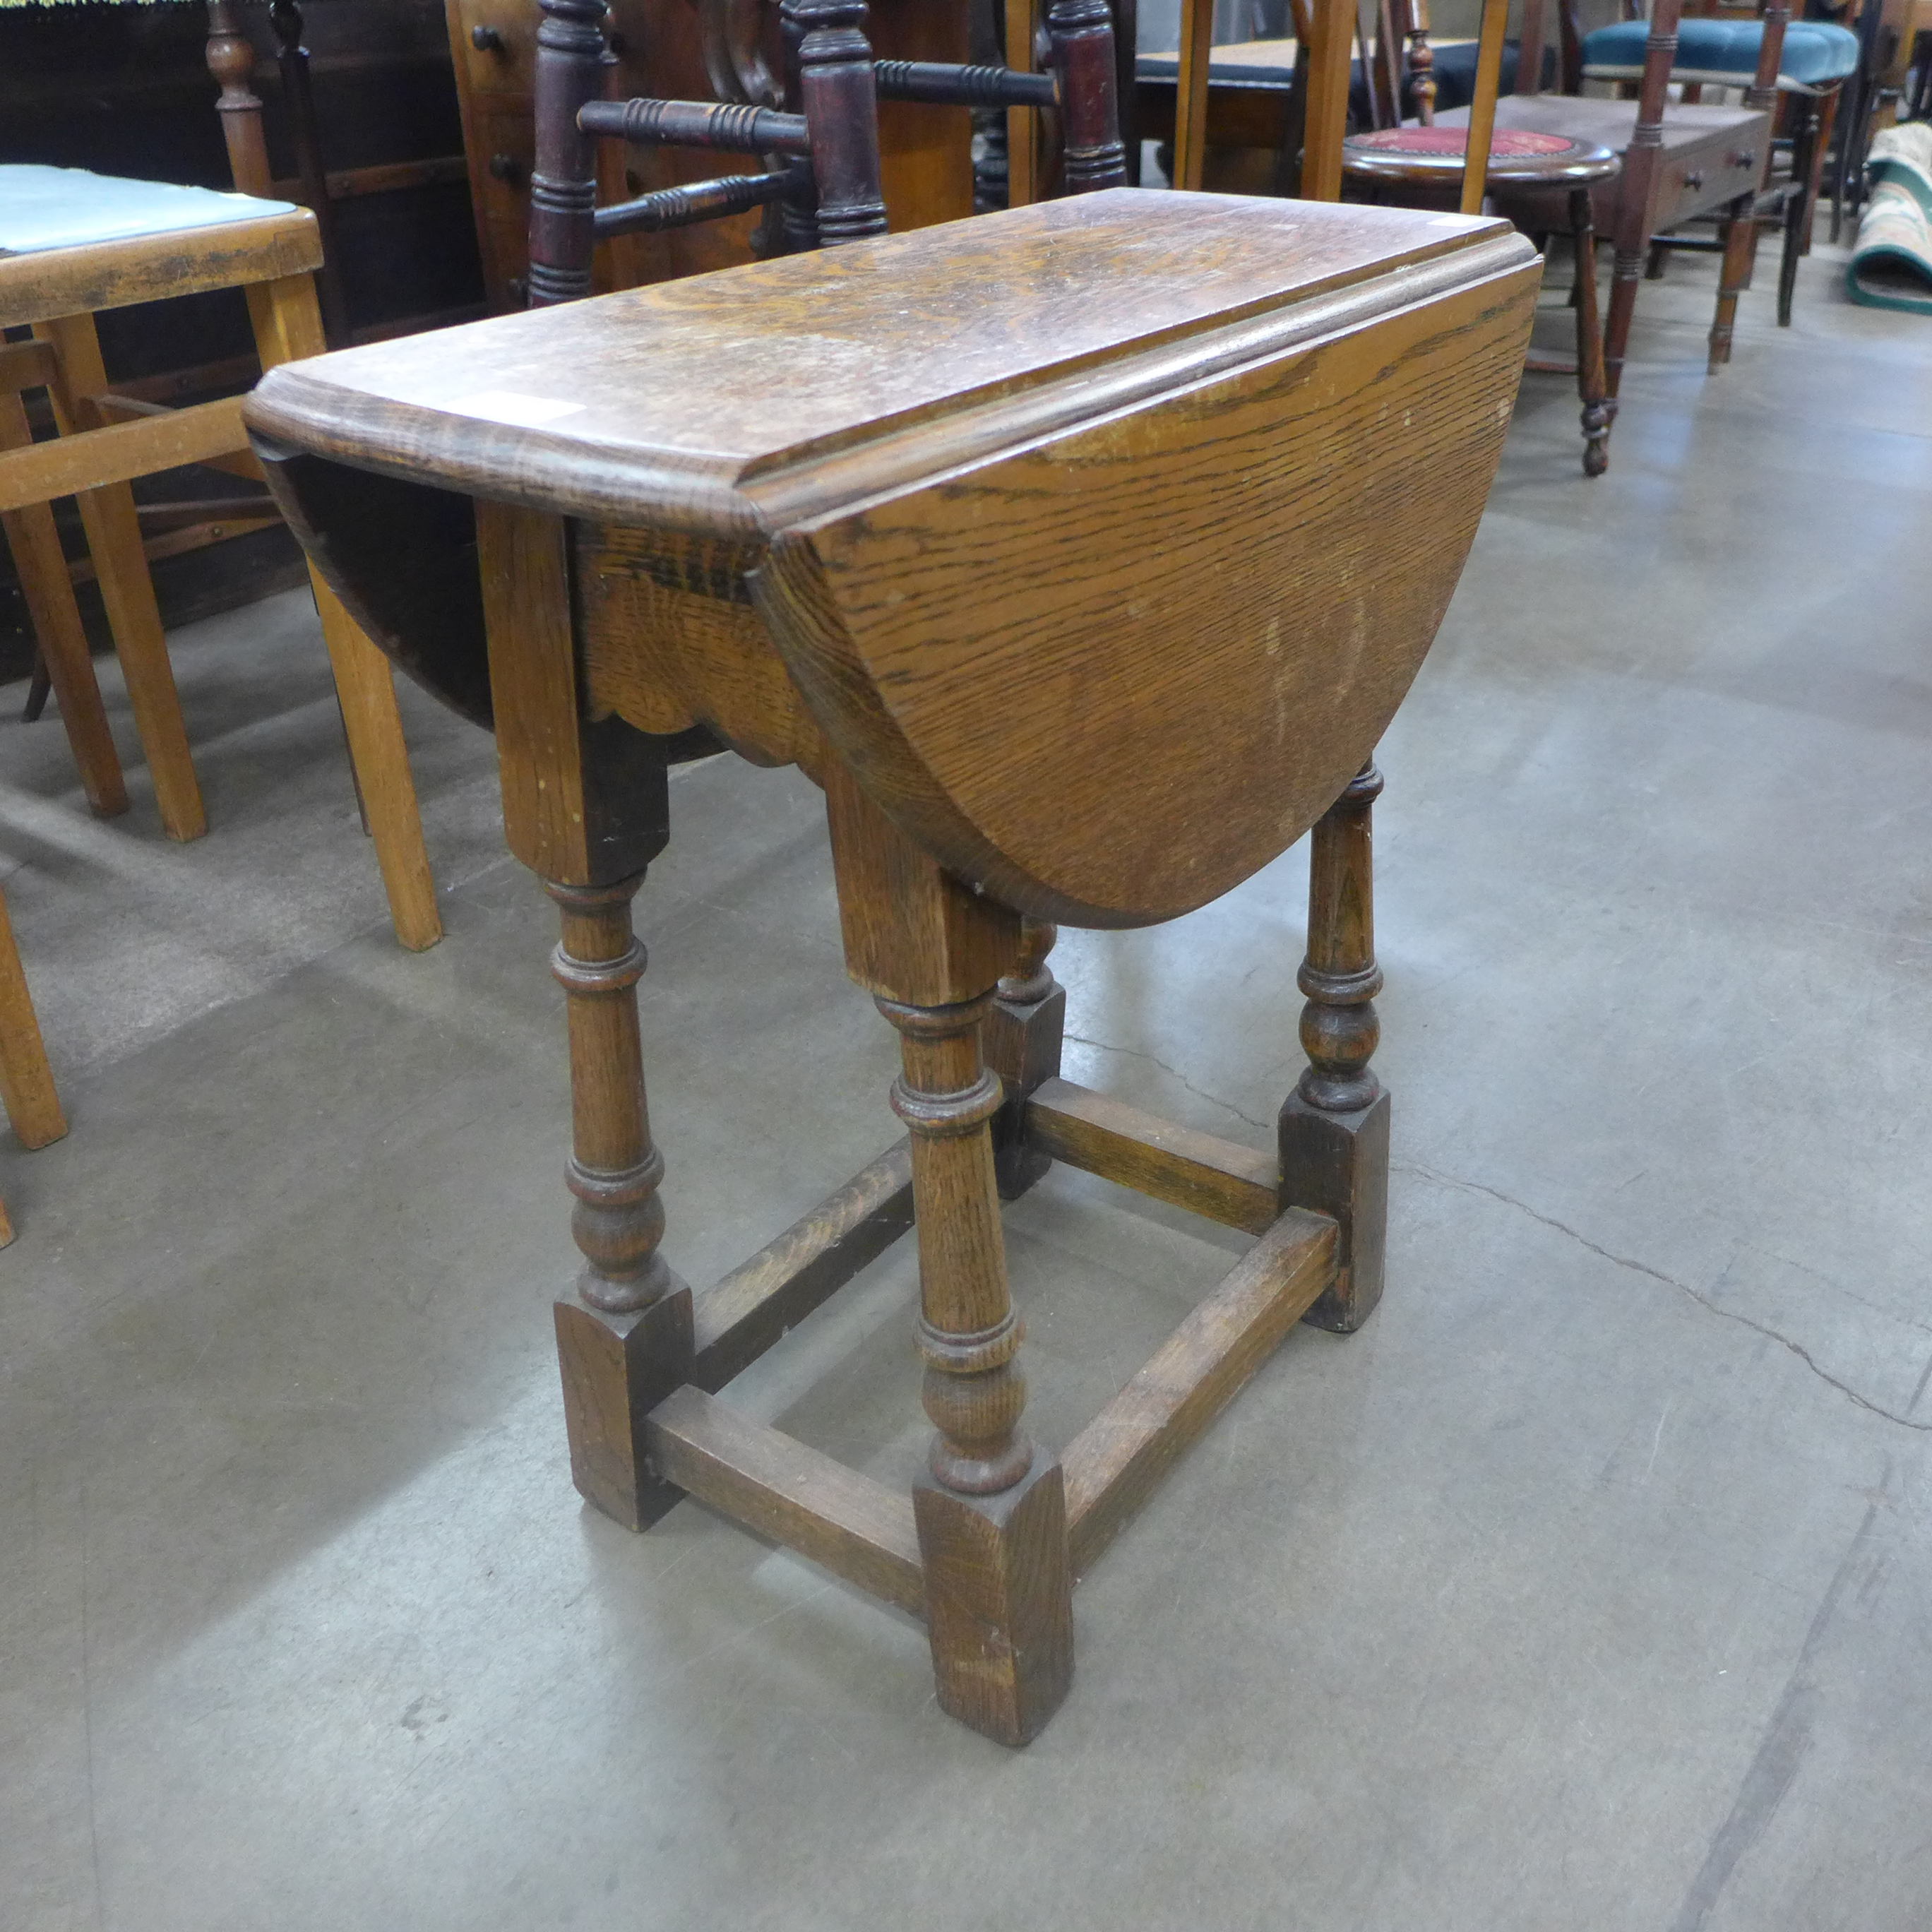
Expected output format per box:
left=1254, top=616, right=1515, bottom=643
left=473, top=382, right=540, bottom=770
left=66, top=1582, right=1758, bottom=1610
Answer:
left=544, top=872, right=693, bottom=1529
left=477, top=501, right=692, bottom=1530
left=1280, top=761, right=1390, bottom=1335
left=825, top=767, right=1073, bottom=1748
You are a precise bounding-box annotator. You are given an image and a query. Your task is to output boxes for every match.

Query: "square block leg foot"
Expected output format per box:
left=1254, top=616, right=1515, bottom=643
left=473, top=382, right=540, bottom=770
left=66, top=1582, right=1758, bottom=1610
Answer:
left=554, top=1283, right=693, bottom=1530
left=1278, top=1087, right=1389, bottom=1333
left=914, top=1455, right=1074, bottom=1746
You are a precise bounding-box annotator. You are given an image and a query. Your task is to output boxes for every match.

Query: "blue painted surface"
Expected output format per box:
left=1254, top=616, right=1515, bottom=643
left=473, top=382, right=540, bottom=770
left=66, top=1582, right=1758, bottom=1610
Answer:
left=0, top=164, right=297, bottom=256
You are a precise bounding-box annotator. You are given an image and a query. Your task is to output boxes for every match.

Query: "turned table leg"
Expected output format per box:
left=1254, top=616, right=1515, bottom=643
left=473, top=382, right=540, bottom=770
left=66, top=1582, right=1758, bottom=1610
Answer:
left=825, top=766, right=1072, bottom=1746
left=886, top=991, right=1074, bottom=1746
left=549, top=873, right=693, bottom=1530
left=984, top=917, right=1066, bottom=1200
left=1279, top=761, right=1390, bottom=1334
left=476, top=499, right=689, bottom=1530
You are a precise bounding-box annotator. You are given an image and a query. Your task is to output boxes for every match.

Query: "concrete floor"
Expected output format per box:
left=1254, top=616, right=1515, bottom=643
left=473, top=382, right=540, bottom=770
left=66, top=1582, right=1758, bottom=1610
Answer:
left=6, top=223, right=1932, bottom=1931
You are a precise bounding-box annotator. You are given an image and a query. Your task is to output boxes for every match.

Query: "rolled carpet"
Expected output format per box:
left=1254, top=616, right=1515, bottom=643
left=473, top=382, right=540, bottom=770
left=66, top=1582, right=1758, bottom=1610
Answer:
left=1849, top=123, right=1932, bottom=316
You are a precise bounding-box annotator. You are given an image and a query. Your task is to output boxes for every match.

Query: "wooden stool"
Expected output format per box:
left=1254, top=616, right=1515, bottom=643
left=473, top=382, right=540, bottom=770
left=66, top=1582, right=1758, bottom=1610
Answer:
left=0, top=875, right=66, bottom=1248
left=0, top=165, right=440, bottom=951
left=249, top=190, right=1540, bottom=1744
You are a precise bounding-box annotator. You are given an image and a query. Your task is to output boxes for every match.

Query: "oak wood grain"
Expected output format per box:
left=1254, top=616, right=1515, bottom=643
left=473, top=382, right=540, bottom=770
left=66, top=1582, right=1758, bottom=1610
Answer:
left=646, top=1384, right=926, bottom=1615
left=578, top=524, right=823, bottom=770
left=823, top=760, right=1018, bottom=1009
left=1063, top=1207, right=1337, bottom=1575
left=479, top=500, right=595, bottom=882
left=244, top=192, right=1531, bottom=531
left=758, top=230, right=1537, bottom=924
left=1025, top=1077, right=1282, bottom=1235
left=249, top=195, right=1537, bottom=926
left=691, top=1140, right=915, bottom=1389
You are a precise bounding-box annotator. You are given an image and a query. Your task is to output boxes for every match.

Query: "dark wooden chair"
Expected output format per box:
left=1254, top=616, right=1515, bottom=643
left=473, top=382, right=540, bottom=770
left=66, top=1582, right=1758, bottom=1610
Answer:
left=527, top=0, right=1127, bottom=308
left=1337, top=0, right=1622, bottom=473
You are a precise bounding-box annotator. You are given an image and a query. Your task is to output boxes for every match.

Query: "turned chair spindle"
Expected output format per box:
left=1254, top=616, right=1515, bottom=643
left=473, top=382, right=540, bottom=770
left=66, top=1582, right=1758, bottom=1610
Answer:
left=528, top=0, right=1126, bottom=308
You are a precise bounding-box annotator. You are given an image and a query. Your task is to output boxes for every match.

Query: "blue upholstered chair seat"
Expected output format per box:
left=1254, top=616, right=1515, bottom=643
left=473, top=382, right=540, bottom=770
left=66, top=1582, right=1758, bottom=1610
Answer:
left=1580, top=17, right=1859, bottom=92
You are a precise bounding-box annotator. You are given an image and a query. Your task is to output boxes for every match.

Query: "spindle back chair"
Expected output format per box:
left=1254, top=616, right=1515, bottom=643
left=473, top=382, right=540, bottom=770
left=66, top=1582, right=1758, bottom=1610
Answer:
left=529, top=0, right=1127, bottom=309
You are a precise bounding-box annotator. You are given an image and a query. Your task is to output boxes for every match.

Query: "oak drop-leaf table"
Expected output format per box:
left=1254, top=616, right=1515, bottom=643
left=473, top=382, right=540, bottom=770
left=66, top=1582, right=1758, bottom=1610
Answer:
left=246, top=189, right=1538, bottom=1746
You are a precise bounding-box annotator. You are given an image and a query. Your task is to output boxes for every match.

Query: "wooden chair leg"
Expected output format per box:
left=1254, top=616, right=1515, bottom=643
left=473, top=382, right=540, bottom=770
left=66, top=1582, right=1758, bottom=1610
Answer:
left=1570, top=190, right=1612, bottom=477
left=33, top=314, right=206, bottom=842
left=0, top=883, right=66, bottom=1155
left=1279, top=761, right=1389, bottom=1334
left=1601, top=242, right=1642, bottom=414
left=825, top=765, right=1071, bottom=1748
left=1799, top=85, right=1839, bottom=263
left=0, top=395, right=128, bottom=818
left=1777, top=177, right=1806, bottom=328
left=1709, top=189, right=1758, bottom=371
left=23, top=654, right=52, bottom=725
left=246, top=273, right=442, bottom=951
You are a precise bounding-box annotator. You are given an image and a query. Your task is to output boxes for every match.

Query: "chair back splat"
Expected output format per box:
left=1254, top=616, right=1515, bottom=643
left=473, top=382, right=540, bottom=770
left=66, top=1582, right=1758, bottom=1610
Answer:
left=530, top=0, right=1127, bottom=308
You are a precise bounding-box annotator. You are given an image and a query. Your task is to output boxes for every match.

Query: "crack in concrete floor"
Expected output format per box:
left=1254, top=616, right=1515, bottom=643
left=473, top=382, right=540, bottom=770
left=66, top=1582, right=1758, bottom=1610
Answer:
left=1064, top=1029, right=1932, bottom=1436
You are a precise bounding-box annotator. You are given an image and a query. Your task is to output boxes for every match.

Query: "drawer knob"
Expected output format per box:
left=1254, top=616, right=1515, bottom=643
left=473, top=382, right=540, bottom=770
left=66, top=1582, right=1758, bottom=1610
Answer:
left=1683, top=168, right=1704, bottom=189
left=1733, top=148, right=1757, bottom=169
left=471, top=23, right=506, bottom=52
left=489, top=151, right=526, bottom=187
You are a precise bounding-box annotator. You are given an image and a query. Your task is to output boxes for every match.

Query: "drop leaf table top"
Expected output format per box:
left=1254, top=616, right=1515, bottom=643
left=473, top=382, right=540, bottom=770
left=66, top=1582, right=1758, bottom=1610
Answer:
left=248, top=188, right=1540, bottom=927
